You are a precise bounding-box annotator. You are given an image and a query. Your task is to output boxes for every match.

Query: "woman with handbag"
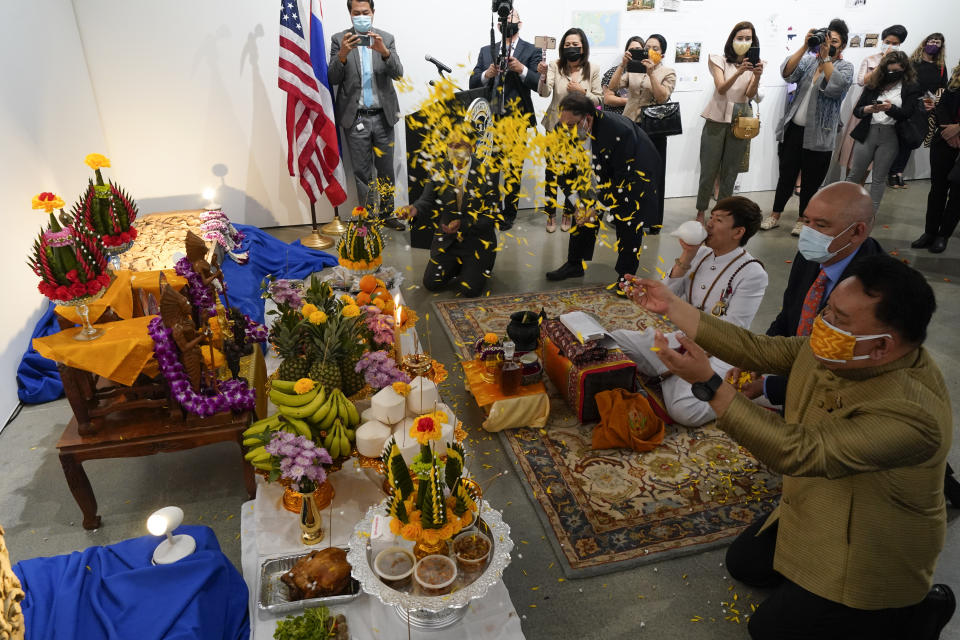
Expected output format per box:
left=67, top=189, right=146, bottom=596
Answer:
left=846, top=51, right=921, bottom=214
left=607, top=34, right=677, bottom=233
left=695, top=21, right=763, bottom=225
left=537, top=28, right=603, bottom=233
left=762, top=19, right=853, bottom=235
left=887, top=33, right=949, bottom=189
left=913, top=63, right=960, bottom=254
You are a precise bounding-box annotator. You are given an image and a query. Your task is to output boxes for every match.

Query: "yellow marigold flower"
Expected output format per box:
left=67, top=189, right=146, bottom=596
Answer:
left=399, top=308, right=419, bottom=332
left=340, top=294, right=356, bottom=305
left=410, top=414, right=442, bottom=445
left=420, top=528, right=442, bottom=545
left=372, top=298, right=385, bottom=310
left=341, top=304, right=361, bottom=318
left=401, top=522, right=423, bottom=541
left=293, top=378, right=315, bottom=394
left=353, top=206, right=369, bottom=219
left=389, top=518, right=403, bottom=535
left=483, top=332, right=499, bottom=344
left=308, top=310, right=328, bottom=325
left=432, top=410, right=449, bottom=424
left=300, top=303, right=318, bottom=317
left=84, top=153, right=111, bottom=170
left=430, top=361, right=448, bottom=384
left=392, top=381, right=411, bottom=396
left=31, top=193, right=65, bottom=214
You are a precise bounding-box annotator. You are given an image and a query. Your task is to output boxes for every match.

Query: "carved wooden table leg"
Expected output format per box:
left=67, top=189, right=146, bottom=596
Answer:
left=58, top=453, right=101, bottom=530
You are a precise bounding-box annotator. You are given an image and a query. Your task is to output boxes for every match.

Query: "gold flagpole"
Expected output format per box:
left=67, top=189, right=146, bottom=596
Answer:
left=301, top=201, right=334, bottom=249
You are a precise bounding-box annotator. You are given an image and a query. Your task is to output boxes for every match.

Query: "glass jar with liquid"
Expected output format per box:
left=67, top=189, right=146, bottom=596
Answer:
left=499, top=341, right=521, bottom=396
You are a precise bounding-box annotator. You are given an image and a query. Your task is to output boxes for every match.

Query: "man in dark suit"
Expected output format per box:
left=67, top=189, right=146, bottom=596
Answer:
left=469, top=9, right=541, bottom=231
left=399, top=130, right=499, bottom=297
left=545, top=93, right=662, bottom=290
left=328, top=0, right=405, bottom=230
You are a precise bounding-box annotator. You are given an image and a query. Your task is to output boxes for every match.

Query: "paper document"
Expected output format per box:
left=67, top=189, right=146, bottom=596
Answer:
left=559, top=311, right=613, bottom=345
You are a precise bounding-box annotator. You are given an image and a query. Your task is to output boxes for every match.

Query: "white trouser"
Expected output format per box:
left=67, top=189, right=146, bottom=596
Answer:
left=610, top=328, right=733, bottom=427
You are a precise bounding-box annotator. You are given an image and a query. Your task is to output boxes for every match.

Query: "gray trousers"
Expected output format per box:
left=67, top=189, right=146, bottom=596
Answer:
left=847, top=123, right=898, bottom=214
left=342, top=112, right=395, bottom=216
left=696, top=115, right=750, bottom=212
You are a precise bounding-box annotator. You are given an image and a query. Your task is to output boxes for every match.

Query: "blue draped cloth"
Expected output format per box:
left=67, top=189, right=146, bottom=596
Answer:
left=13, top=526, right=249, bottom=640
left=15, top=224, right=336, bottom=404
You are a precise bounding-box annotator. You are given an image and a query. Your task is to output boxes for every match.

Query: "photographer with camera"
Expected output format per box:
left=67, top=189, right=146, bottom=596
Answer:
left=537, top=27, right=603, bottom=233
left=469, top=5, right=542, bottom=231
left=602, top=37, right=645, bottom=116
left=762, top=19, right=853, bottom=235
left=695, top=22, right=763, bottom=225
left=328, top=0, right=405, bottom=230
left=607, top=34, right=676, bottom=233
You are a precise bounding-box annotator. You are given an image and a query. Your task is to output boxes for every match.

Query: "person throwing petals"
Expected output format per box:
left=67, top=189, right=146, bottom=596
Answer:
left=622, top=255, right=955, bottom=640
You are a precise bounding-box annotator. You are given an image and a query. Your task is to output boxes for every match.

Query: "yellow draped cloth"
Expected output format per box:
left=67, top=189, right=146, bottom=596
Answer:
left=54, top=269, right=188, bottom=324
left=461, top=360, right=550, bottom=433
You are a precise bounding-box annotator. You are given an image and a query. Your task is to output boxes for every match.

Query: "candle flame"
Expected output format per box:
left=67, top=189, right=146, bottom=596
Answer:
left=394, top=294, right=402, bottom=324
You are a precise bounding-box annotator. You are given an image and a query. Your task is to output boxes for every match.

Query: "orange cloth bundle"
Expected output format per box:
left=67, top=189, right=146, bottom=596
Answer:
left=592, top=389, right=666, bottom=452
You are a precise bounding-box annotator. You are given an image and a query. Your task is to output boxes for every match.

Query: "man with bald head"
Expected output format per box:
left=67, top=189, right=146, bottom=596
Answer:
left=749, top=183, right=883, bottom=406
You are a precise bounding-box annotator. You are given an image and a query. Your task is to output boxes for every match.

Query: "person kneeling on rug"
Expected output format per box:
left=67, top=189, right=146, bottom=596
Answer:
left=626, top=255, right=955, bottom=640
left=399, top=129, right=498, bottom=298
left=610, top=196, right=767, bottom=427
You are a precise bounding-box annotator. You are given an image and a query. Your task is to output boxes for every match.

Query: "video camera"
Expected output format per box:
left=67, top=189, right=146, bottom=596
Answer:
left=492, top=0, right=512, bottom=18
left=807, top=28, right=829, bottom=50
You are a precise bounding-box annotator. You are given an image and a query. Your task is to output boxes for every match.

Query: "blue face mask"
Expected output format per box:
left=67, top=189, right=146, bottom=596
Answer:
left=797, top=222, right=854, bottom=263
left=352, top=15, right=372, bottom=34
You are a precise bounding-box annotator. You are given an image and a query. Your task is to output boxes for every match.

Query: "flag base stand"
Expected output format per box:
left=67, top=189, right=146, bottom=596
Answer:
left=321, top=209, right=348, bottom=235
left=301, top=202, right=335, bottom=250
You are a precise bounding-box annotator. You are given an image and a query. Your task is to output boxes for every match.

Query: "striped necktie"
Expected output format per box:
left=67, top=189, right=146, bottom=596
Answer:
left=797, top=269, right=829, bottom=337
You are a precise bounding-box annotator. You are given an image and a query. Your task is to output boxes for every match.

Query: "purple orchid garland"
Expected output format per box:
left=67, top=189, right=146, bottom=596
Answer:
left=174, top=257, right=217, bottom=318
left=148, top=316, right=256, bottom=417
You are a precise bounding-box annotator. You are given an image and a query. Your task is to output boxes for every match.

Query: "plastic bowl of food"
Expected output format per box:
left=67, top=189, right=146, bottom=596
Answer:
left=373, top=547, right=416, bottom=590
left=453, top=531, right=492, bottom=575
left=413, top=554, right=458, bottom=596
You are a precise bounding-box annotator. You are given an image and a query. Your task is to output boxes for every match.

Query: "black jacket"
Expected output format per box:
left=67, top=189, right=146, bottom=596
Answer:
left=411, top=156, right=498, bottom=251
left=764, top=238, right=885, bottom=405
left=581, top=111, right=662, bottom=219
left=470, top=39, right=542, bottom=128
left=850, top=81, right=922, bottom=143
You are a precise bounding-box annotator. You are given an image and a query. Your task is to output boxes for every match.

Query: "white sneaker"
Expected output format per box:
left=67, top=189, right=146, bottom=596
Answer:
left=791, top=220, right=805, bottom=236
left=760, top=215, right=780, bottom=230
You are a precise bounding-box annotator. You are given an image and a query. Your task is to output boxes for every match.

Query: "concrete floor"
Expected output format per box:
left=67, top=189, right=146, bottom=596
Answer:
left=2, top=182, right=958, bottom=639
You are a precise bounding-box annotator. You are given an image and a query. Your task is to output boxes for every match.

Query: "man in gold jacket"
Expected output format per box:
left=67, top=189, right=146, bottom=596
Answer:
left=625, top=254, right=955, bottom=639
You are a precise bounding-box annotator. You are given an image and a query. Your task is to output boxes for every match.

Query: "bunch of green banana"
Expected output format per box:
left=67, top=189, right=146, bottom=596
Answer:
left=322, top=419, right=354, bottom=459
left=269, top=382, right=328, bottom=423
left=311, top=388, right=360, bottom=441
left=241, top=411, right=315, bottom=471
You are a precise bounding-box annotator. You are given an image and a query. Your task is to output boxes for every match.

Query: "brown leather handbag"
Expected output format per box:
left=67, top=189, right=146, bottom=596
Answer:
left=732, top=100, right=760, bottom=140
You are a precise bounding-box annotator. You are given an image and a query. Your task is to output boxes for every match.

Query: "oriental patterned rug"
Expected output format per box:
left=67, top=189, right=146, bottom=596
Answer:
left=434, top=286, right=781, bottom=579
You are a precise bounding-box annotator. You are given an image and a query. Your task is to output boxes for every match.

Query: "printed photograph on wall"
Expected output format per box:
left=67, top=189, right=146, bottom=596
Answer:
left=863, top=33, right=879, bottom=47
left=675, top=42, right=701, bottom=63
left=626, top=0, right=655, bottom=11
left=661, top=0, right=681, bottom=11
left=849, top=33, right=863, bottom=48
left=572, top=11, right=621, bottom=48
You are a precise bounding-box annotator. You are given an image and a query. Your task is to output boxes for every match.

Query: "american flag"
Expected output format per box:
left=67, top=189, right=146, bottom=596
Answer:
left=279, top=0, right=347, bottom=206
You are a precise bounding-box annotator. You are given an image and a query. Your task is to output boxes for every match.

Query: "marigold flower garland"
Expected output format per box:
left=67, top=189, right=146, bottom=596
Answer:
left=147, top=316, right=256, bottom=416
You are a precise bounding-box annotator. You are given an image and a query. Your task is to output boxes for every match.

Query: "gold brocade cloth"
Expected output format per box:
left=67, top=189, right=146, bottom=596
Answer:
left=461, top=359, right=550, bottom=433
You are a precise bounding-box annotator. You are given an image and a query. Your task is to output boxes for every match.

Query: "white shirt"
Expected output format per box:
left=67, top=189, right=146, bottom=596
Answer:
left=872, top=82, right=903, bottom=125
left=791, top=74, right=816, bottom=127
left=665, top=246, right=768, bottom=331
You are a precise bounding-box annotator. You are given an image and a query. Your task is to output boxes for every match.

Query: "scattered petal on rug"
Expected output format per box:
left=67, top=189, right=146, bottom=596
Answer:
left=436, top=286, right=782, bottom=578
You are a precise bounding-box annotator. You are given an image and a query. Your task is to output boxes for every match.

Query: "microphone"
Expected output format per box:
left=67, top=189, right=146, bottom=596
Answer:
left=424, top=54, right=452, bottom=75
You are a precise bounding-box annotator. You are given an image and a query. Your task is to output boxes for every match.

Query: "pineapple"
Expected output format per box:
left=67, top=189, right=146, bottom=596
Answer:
left=339, top=316, right=367, bottom=396
left=308, top=316, right=346, bottom=390
left=272, top=310, right=311, bottom=381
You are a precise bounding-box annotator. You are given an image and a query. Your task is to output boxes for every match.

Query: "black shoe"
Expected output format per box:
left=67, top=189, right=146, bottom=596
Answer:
left=647, top=227, right=661, bottom=235
left=380, top=217, right=406, bottom=231
left=910, top=584, right=955, bottom=640
left=546, top=262, right=584, bottom=281
left=898, top=175, right=908, bottom=189
left=498, top=220, right=514, bottom=231
left=912, top=233, right=936, bottom=249
left=946, top=465, right=960, bottom=508
left=887, top=175, right=898, bottom=188
left=930, top=237, right=948, bottom=254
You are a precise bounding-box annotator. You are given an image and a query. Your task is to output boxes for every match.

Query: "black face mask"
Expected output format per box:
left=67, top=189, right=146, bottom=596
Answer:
left=828, top=44, right=838, bottom=58
left=562, top=46, right=582, bottom=62
left=500, top=22, right=519, bottom=38
left=885, top=70, right=904, bottom=83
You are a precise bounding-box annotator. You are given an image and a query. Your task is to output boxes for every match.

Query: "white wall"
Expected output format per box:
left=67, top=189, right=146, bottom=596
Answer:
left=0, top=0, right=108, bottom=425
left=69, top=0, right=960, bottom=225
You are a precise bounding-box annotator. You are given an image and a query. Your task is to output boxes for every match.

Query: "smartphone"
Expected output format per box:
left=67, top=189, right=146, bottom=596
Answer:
left=355, top=34, right=371, bottom=47
left=626, top=48, right=647, bottom=74
left=534, top=36, right=557, bottom=51
left=746, top=45, right=760, bottom=66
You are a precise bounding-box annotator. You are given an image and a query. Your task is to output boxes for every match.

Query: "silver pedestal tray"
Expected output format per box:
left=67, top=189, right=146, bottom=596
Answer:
left=347, top=499, right=513, bottom=630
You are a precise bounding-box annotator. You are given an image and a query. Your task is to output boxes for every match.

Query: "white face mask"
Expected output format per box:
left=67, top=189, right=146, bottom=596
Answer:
left=732, top=40, right=752, bottom=55
left=797, top=223, right=854, bottom=263
left=881, top=42, right=899, bottom=54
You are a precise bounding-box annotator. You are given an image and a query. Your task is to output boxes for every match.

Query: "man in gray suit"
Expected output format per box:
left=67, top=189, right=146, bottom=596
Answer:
left=328, top=0, right=405, bottom=230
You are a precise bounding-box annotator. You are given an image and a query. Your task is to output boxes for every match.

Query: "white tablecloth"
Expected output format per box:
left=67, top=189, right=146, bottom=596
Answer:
left=240, top=465, right=525, bottom=639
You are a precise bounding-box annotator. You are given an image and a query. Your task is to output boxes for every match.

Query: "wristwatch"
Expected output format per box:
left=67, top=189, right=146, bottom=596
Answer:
left=691, top=373, right=724, bottom=401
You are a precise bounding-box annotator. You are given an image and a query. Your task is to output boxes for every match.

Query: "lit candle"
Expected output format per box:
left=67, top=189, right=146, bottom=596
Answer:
left=394, top=294, right=403, bottom=366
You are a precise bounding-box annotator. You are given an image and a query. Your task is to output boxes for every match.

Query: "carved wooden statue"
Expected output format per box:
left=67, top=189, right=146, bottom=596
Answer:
left=185, top=231, right=219, bottom=288
left=160, top=285, right=205, bottom=392
left=0, top=525, right=25, bottom=640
